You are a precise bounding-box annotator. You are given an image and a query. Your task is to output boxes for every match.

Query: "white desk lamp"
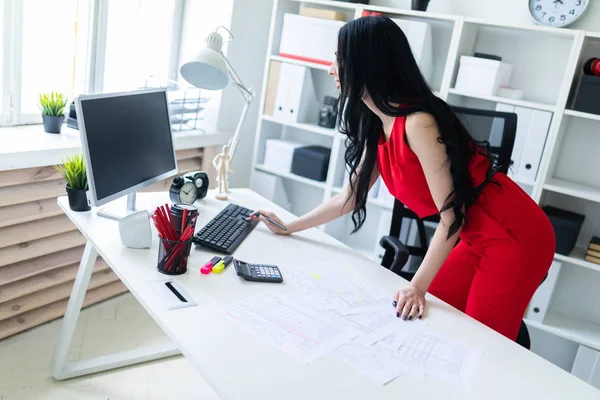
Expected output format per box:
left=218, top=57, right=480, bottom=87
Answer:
left=180, top=26, right=254, bottom=200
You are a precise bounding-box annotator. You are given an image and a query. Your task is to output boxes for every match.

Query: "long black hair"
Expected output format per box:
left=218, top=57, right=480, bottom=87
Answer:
left=337, top=16, right=494, bottom=239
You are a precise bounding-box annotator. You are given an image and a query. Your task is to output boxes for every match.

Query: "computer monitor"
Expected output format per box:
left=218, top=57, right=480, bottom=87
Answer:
left=76, top=88, right=178, bottom=219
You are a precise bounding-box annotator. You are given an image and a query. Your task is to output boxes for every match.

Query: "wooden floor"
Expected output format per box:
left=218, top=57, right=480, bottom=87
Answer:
left=0, top=293, right=220, bottom=400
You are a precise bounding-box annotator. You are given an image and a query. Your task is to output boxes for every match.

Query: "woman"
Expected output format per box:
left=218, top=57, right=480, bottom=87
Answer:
left=249, top=16, right=555, bottom=342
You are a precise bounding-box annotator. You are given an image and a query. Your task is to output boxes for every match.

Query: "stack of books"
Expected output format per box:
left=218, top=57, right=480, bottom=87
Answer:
left=585, top=237, right=600, bottom=265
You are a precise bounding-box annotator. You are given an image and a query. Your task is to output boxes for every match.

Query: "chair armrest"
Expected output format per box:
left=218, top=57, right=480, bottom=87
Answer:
left=379, top=235, right=410, bottom=273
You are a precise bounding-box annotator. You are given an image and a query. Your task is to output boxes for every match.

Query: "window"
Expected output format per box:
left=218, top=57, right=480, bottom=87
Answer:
left=20, top=0, right=90, bottom=115
left=102, top=0, right=179, bottom=93
left=0, top=0, right=184, bottom=126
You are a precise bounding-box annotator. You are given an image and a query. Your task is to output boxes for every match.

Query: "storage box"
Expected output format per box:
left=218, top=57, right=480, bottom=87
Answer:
left=264, top=139, right=304, bottom=173
left=455, top=55, right=513, bottom=96
left=573, top=75, right=600, bottom=116
left=542, top=205, right=585, bottom=255
left=291, top=146, right=331, bottom=181
left=300, top=7, right=346, bottom=21
left=279, top=14, right=345, bottom=65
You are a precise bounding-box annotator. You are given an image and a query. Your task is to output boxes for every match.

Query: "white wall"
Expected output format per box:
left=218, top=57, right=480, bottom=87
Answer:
left=217, top=0, right=272, bottom=188
left=370, top=0, right=600, bottom=32
left=177, top=0, right=235, bottom=135
left=178, top=0, right=272, bottom=189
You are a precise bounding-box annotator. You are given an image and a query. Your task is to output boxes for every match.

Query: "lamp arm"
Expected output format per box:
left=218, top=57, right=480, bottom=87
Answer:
left=221, top=53, right=254, bottom=163
left=222, top=54, right=254, bottom=102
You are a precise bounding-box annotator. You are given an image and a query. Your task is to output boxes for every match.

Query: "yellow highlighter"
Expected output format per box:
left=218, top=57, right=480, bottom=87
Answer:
left=212, top=256, right=234, bottom=274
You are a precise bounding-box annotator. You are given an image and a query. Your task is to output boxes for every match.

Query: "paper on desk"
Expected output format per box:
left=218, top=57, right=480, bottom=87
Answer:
left=220, top=292, right=360, bottom=364
left=377, top=331, right=483, bottom=388
left=284, top=264, right=391, bottom=314
left=336, top=340, right=409, bottom=385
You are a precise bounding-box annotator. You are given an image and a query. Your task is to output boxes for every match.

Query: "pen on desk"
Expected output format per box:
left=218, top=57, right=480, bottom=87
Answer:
left=253, top=212, right=287, bottom=231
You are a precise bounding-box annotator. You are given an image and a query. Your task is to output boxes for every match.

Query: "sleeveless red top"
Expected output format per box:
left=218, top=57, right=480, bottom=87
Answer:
left=377, top=115, right=490, bottom=219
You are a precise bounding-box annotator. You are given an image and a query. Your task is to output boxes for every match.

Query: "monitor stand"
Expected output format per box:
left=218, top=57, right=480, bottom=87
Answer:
left=97, top=192, right=140, bottom=221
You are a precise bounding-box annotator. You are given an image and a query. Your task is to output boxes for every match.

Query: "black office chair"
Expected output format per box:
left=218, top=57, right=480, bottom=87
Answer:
left=379, top=106, right=538, bottom=349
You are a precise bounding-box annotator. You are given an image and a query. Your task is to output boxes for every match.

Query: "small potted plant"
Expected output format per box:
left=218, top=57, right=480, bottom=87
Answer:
left=54, top=153, right=91, bottom=212
left=39, top=92, right=68, bottom=134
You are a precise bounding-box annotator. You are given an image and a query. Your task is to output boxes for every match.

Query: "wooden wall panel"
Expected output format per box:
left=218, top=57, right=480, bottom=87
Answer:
left=0, top=198, right=63, bottom=228
left=0, top=228, right=86, bottom=268
left=0, top=179, right=65, bottom=208
left=176, top=148, right=203, bottom=161
left=0, top=165, right=62, bottom=188
left=0, top=214, right=76, bottom=249
left=0, top=146, right=204, bottom=341
left=0, top=281, right=127, bottom=340
left=0, top=268, right=119, bottom=321
left=0, top=246, right=84, bottom=286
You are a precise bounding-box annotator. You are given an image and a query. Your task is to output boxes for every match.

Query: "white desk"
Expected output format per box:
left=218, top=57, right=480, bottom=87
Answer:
left=50, top=189, right=599, bottom=399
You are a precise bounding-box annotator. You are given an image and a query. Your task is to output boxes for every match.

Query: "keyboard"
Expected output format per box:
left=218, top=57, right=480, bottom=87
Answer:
left=192, top=203, right=258, bottom=254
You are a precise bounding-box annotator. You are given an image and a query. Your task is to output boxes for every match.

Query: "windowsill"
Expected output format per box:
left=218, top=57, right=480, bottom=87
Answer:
left=0, top=123, right=231, bottom=171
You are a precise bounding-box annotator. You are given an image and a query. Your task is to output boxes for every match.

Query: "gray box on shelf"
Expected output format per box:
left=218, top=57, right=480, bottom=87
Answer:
left=291, top=146, right=331, bottom=182
left=573, top=75, right=600, bottom=116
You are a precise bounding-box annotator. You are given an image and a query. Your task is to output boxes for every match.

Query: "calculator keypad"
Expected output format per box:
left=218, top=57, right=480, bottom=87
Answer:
left=250, top=264, right=282, bottom=280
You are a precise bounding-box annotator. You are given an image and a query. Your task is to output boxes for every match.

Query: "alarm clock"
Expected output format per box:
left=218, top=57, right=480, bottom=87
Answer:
left=528, top=0, right=589, bottom=27
left=169, top=171, right=209, bottom=204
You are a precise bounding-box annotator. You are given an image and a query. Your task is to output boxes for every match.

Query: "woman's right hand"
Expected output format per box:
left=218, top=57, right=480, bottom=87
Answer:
left=247, top=210, right=291, bottom=235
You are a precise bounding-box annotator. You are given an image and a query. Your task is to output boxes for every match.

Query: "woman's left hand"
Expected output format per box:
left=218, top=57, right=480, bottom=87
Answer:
left=394, top=285, right=426, bottom=321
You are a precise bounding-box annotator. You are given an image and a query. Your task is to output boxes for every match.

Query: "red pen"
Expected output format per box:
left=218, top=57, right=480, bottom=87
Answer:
left=201, top=256, right=222, bottom=274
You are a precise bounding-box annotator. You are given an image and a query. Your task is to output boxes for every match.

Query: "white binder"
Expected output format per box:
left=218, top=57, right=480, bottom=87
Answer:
left=516, top=109, right=552, bottom=185
left=525, top=260, right=562, bottom=322
left=273, top=63, right=318, bottom=124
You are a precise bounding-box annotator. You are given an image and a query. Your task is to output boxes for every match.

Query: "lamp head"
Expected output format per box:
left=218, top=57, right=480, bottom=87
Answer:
left=180, top=30, right=229, bottom=90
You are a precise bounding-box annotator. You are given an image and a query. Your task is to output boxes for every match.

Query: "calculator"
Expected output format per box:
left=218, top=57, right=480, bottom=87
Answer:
left=233, top=259, right=283, bottom=283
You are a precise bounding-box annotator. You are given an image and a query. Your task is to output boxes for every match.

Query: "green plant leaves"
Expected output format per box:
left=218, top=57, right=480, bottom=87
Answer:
left=39, top=92, right=68, bottom=117
left=53, top=153, right=88, bottom=190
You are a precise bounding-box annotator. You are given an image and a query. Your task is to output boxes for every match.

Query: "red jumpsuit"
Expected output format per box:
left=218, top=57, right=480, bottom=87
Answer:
left=377, top=115, right=555, bottom=341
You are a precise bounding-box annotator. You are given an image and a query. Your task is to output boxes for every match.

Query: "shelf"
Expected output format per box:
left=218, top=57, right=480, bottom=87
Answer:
left=261, top=115, right=337, bottom=137
left=362, top=4, right=457, bottom=22
left=564, top=109, right=600, bottom=123
left=525, top=312, right=600, bottom=351
left=462, top=17, right=578, bottom=37
left=255, top=164, right=326, bottom=189
left=269, top=55, right=330, bottom=71
left=544, top=178, right=600, bottom=204
left=554, top=247, right=600, bottom=273
left=286, top=0, right=359, bottom=10
left=447, top=88, right=556, bottom=112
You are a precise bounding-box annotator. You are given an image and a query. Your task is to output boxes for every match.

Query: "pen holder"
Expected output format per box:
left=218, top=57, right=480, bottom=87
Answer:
left=157, top=236, right=193, bottom=275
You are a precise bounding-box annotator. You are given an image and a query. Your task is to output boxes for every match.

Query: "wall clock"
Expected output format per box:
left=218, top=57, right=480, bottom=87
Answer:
left=529, top=0, right=589, bottom=27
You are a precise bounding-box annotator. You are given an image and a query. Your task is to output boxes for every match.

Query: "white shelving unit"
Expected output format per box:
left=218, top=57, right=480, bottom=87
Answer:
left=250, top=0, right=600, bottom=375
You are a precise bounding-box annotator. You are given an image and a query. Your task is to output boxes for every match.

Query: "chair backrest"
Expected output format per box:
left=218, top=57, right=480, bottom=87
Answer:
left=381, top=106, right=518, bottom=271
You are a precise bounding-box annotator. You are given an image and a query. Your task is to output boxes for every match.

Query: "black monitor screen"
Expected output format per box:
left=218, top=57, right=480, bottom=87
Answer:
left=80, top=90, right=176, bottom=202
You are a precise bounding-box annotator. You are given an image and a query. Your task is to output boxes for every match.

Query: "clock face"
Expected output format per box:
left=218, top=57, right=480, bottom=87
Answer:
left=179, top=182, right=197, bottom=204
left=529, top=0, right=589, bottom=27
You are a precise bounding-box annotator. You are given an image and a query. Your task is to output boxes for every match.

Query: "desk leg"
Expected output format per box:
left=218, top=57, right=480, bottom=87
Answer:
left=50, top=241, right=180, bottom=380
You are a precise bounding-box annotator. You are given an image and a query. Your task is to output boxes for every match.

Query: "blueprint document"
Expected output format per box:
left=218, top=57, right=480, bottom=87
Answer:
left=284, top=264, right=392, bottom=314
left=222, top=264, right=483, bottom=387
left=220, top=292, right=360, bottom=364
